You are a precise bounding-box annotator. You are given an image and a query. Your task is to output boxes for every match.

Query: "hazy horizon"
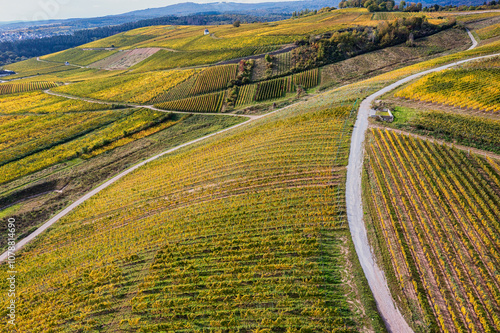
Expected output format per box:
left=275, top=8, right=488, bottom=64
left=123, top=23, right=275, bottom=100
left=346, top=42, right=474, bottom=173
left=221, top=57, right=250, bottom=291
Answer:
left=0, top=0, right=299, bottom=23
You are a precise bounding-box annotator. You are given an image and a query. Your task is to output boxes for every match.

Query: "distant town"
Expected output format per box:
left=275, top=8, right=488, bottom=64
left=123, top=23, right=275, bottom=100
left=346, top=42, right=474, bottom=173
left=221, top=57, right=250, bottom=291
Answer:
left=0, top=27, right=71, bottom=43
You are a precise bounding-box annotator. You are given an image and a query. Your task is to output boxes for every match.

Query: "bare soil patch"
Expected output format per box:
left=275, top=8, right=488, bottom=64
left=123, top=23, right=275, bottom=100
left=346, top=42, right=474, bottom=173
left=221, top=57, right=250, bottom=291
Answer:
left=89, top=48, right=161, bottom=70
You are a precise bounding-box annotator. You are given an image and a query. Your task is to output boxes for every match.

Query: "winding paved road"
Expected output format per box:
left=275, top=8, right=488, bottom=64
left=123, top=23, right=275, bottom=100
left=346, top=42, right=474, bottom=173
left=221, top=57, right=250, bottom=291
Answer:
left=344, top=30, right=500, bottom=332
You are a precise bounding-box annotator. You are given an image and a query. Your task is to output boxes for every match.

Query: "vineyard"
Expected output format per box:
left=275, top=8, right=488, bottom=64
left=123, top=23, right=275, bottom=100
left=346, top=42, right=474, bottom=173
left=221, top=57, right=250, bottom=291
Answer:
left=153, top=67, right=319, bottom=111
left=254, top=76, right=292, bottom=101
left=129, top=46, right=278, bottom=73
left=245, top=68, right=320, bottom=104
left=0, top=81, right=58, bottom=95
left=270, top=51, right=293, bottom=77
left=0, top=108, right=171, bottom=184
left=391, top=108, right=500, bottom=154
left=0, top=112, right=123, bottom=166
left=150, top=74, right=198, bottom=104
left=190, top=64, right=238, bottom=95
left=0, top=100, right=380, bottom=331
left=477, top=23, right=500, bottom=40
left=365, top=128, right=500, bottom=333
left=3, top=58, right=73, bottom=79
left=0, top=91, right=109, bottom=114
left=293, top=68, right=320, bottom=89
left=41, top=48, right=118, bottom=66
left=235, top=84, right=257, bottom=106
left=394, top=68, right=500, bottom=112
left=54, top=70, right=195, bottom=104
left=372, top=11, right=453, bottom=21
left=155, top=91, right=226, bottom=112
left=463, top=55, right=500, bottom=69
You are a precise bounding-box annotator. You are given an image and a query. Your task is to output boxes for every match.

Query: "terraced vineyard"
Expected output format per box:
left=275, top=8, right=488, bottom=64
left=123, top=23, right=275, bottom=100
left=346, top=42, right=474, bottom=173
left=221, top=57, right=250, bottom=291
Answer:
left=190, top=64, right=238, bottom=95
left=155, top=91, right=226, bottom=112
left=293, top=68, right=320, bottom=89
left=0, top=81, right=58, bottom=95
left=0, top=102, right=380, bottom=332
left=235, top=84, right=258, bottom=106
left=365, top=128, right=500, bottom=333
left=394, top=68, right=500, bottom=112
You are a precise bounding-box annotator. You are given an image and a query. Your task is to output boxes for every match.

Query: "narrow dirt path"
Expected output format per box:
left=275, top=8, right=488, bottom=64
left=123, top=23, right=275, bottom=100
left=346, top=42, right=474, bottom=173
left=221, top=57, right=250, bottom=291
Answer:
left=345, top=29, right=498, bottom=330
left=467, top=28, right=479, bottom=50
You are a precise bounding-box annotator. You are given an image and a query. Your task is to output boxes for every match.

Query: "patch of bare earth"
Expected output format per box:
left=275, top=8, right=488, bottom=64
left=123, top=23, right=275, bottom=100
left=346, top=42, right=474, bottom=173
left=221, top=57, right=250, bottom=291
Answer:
left=89, top=48, right=161, bottom=70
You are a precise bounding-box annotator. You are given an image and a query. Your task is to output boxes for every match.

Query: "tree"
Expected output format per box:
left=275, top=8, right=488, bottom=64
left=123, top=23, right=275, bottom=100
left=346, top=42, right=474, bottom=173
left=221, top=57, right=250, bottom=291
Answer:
left=400, top=0, right=406, bottom=10
left=233, top=20, right=241, bottom=27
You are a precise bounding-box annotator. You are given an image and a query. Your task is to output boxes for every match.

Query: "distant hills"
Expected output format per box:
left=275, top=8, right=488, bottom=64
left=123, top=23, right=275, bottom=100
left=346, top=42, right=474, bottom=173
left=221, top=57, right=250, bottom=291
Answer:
left=0, top=0, right=489, bottom=30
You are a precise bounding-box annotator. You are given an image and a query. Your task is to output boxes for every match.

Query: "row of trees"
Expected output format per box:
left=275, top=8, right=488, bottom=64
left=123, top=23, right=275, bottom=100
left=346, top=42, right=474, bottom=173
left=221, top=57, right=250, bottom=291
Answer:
left=291, top=16, right=454, bottom=71
left=339, top=0, right=422, bottom=12
left=340, top=0, right=500, bottom=12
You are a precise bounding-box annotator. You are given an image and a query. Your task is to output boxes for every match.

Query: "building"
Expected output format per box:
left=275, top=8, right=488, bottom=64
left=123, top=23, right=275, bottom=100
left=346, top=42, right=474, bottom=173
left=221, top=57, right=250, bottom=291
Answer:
left=204, top=29, right=209, bottom=35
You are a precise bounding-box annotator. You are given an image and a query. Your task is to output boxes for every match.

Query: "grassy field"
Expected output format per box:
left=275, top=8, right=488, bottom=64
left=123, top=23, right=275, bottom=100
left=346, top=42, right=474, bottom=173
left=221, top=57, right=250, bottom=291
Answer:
left=365, top=128, right=500, bottom=333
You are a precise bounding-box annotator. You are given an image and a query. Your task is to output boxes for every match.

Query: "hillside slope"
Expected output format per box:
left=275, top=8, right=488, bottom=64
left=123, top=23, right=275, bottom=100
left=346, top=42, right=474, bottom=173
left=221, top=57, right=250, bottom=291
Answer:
left=0, top=87, right=384, bottom=332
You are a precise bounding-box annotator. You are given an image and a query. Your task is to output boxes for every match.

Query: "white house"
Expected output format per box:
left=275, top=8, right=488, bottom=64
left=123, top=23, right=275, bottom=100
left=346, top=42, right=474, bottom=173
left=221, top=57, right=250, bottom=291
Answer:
left=204, top=29, right=209, bottom=35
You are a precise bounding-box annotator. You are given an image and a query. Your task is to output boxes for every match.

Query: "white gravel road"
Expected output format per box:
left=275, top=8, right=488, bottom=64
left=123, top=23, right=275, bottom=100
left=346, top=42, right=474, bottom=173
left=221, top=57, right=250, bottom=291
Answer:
left=344, top=31, right=500, bottom=332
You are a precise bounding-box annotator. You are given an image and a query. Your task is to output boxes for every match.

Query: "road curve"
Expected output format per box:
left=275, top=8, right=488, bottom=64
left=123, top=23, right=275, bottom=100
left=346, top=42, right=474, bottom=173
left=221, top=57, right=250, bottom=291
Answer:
left=345, top=38, right=500, bottom=331
left=467, top=28, right=479, bottom=50
left=0, top=120, right=251, bottom=263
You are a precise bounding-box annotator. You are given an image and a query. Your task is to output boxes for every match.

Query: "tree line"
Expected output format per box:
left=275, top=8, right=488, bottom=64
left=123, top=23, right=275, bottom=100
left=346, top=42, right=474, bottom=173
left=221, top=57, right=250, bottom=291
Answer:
left=339, top=0, right=500, bottom=12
